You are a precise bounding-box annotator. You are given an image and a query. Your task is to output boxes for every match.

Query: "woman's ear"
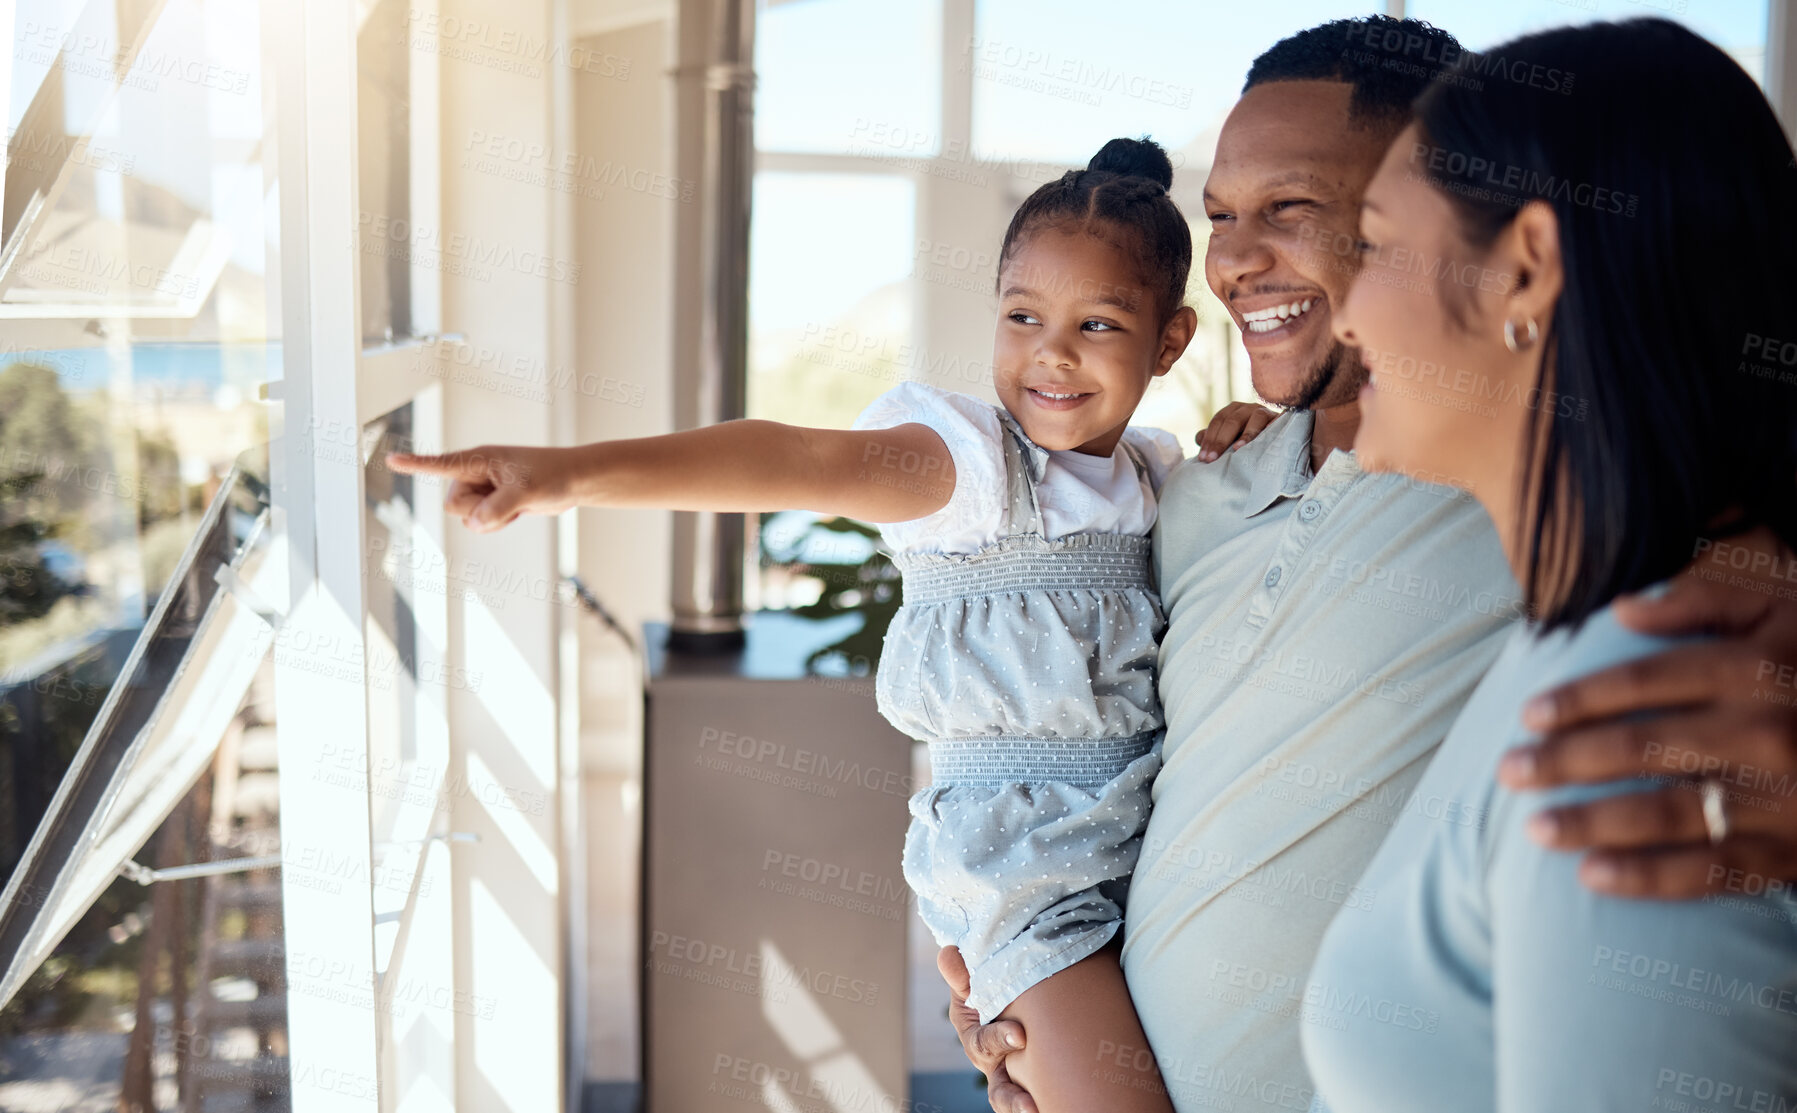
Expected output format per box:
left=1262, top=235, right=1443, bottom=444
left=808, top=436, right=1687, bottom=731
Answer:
left=1155, top=305, right=1200, bottom=376
left=1506, top=200, right=1563, bottom=329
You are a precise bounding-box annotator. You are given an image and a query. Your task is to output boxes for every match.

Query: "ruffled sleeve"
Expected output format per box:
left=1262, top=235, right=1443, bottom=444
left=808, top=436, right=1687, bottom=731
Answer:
left=1121, top=425, right=1188, bottom=496
left=850, top=382, right=1008, bottom=554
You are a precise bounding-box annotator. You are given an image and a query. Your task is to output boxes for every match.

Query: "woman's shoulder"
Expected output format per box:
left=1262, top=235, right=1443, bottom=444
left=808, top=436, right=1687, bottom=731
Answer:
left=1450, top=602, right=1693, bottom=763
left=1448, top=597, right=1713, bottom=872
left=1407, top=602, right=1694, bottom=863
left=1465, top=603, right=1797, bottom=1095
left=1512, top=598, right=1700, bottom=706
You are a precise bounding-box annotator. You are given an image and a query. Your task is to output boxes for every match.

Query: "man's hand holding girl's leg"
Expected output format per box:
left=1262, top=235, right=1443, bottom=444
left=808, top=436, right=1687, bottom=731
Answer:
left=938, top=946, right=1038, bottom=1113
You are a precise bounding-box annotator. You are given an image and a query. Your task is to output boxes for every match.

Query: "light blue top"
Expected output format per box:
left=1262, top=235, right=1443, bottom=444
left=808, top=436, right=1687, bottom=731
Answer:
left=1122, top=410, right=1519, bottom=1113
left=1303, top=603, right=1797, bottom=1113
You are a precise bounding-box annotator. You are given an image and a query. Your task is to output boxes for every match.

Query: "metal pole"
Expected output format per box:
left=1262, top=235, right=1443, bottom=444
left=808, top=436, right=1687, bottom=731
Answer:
left=667, top=0, right=754, bottom=653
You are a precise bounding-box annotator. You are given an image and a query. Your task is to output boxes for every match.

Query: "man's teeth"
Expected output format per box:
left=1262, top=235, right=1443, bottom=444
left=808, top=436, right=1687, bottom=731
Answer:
left=1242, top=298, right=1316, bottom=333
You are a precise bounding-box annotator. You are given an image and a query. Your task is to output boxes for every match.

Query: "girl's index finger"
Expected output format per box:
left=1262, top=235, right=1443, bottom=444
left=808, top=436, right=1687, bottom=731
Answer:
left=384, top=449, right=492, bottom=480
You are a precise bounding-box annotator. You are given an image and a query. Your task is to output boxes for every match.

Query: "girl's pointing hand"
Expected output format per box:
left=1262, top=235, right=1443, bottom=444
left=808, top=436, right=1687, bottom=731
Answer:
left=385, top=444, right=578, bottom=533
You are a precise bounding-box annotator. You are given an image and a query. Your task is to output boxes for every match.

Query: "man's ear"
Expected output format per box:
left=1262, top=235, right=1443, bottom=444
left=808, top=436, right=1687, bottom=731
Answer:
left=1155, top=305, right=1200, bottom=376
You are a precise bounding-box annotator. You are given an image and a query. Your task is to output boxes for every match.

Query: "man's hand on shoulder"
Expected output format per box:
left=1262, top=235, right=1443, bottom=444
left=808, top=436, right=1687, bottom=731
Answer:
left=1501, top=536, right=1797, bottom=899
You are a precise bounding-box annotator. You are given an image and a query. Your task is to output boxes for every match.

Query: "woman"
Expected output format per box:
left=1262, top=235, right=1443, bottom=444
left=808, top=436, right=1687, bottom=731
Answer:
left=1305, top=18, right=1797, bottom=1112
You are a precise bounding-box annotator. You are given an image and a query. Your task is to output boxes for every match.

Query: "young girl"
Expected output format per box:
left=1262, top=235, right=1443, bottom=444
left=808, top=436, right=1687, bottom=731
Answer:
left=388, top=136, right=1197, bottom=1112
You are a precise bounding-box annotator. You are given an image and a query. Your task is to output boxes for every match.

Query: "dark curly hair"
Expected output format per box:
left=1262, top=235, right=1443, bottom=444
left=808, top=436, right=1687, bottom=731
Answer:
left=1245, top=15, right=1463, bottom=127
left=995, top=136, right=1192, bottom=327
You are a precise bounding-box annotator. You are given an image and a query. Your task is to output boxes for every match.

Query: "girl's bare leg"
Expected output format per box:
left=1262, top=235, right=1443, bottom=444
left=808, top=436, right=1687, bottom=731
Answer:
left=994, top=937, right=1174, bottom=1113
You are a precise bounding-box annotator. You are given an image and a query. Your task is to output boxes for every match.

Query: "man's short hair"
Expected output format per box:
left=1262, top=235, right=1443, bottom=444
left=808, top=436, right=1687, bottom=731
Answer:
left=1243, top=16, right=1463, bottom=126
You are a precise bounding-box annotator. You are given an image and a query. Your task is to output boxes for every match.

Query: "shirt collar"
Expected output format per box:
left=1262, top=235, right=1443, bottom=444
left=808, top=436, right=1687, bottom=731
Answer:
left=1242, top=408, right=1320, bottom=518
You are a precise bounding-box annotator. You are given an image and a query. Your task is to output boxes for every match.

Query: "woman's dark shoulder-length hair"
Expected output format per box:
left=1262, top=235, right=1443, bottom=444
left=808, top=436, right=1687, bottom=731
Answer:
left=1412, top=17, right=1797, bottom=632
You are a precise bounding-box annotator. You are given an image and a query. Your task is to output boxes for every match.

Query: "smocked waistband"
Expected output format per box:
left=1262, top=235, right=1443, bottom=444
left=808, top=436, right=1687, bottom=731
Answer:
left=926, top=730, right=1162, bottom=791
left=897, top=544, right=1152, bottom=605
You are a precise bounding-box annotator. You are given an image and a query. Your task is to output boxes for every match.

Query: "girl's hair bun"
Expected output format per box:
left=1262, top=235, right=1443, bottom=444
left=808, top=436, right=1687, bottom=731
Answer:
left=1087, top=136, right=1174, bottom=190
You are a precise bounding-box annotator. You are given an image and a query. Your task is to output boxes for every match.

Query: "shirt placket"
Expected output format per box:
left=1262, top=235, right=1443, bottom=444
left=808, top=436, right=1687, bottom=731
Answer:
left=1244, top=453, right=1358, bottom=630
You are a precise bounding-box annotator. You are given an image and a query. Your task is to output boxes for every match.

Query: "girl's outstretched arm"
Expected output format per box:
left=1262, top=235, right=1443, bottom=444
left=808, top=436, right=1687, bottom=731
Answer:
left=385, top=419, right=954, bottom=533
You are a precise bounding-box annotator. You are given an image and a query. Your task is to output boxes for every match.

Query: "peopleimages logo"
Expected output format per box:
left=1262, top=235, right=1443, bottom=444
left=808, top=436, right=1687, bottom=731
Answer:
left=1342, top=24, right=1575, bottom=94
left=645, top=930, right=881, bottom=1005
left=354, top=212, right=582, bottom=285
left=1408, top=144, right=1638, bottom=217
left=962, top=36, right=1195, bottom=108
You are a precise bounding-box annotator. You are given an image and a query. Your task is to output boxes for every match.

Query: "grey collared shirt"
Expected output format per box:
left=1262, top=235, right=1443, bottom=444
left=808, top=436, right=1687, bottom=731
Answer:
left=1119, top=409, right=1521, bottom=1113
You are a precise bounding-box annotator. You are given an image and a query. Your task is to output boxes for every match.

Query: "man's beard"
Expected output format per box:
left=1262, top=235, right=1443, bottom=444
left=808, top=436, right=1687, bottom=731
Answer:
left=1284, top=341, right=1367, bottom=411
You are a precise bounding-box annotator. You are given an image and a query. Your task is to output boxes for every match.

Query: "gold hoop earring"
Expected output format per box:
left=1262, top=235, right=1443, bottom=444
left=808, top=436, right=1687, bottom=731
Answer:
left=1503, top=316, right=1539, bottom=354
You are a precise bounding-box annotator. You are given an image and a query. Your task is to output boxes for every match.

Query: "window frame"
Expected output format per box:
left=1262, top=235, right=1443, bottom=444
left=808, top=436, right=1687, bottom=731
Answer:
left=266, top=0, right=460, bottom=1108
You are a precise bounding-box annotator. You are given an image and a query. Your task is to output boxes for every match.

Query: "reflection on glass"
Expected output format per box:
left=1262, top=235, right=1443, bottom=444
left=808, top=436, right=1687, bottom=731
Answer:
left=360, top=400, right=453, bottom=868
left=0, top=660, right=292, bottom=1113
left=0, top=0, right=289, bottom=1101
left=0, top=0, right=278, bottom=851
left=358, top=0, right=414, bottom=344
left=4, top=0, right=266, bottom=317
left=0, top=446, right=275, bottom=990
left=755, top=0, right=942, bottom=156
left=363, top=404, right=422, bottom=827
left=8, top=0, right=98, bottom=134
left=360, top=399, right=461, bottom=1102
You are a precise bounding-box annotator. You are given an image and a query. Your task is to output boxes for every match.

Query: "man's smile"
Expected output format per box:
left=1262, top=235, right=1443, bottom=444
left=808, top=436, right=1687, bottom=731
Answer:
left=1237, top=295, right=1325, bottom=347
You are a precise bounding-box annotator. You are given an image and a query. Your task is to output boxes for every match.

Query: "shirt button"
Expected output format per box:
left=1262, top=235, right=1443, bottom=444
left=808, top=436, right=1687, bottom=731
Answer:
left=1299, top=500, right=1322, bottom=521
left=1265, top=566, right=1282, bottom=588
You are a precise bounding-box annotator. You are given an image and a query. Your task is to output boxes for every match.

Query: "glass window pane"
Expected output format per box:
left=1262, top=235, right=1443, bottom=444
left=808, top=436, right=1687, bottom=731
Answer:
left=0, top=662, right=295, bottom=1113
left=970, top=0, right=1374, bottom=166
left=746, top=171, right=912, bottom=622
left=0, top=1, right=286, bottom=1090
left=0, top=0, right=278, bottom=748
left=4, top=0, right=265, bottom=317
left=1407, top=0, right=1769, bottom=83
left=358, top=0, right=414, bottom=345
left=755, top=0, right=942, bottom=155
left=747, top=172, right=915, bottom=427
left=358, top=400, right=462, bottom=1087
left=363, top=403, right=424, bottom=860
left=7, top=0, right=147, bottom=137
left=10, top=0, right=93, bottom=133
left=0, top=447, right=275, bottom=977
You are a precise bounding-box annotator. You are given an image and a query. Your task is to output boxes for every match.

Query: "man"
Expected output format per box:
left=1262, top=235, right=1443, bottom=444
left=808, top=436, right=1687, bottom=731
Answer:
left=945, top=16, right=1797, bottom=1112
